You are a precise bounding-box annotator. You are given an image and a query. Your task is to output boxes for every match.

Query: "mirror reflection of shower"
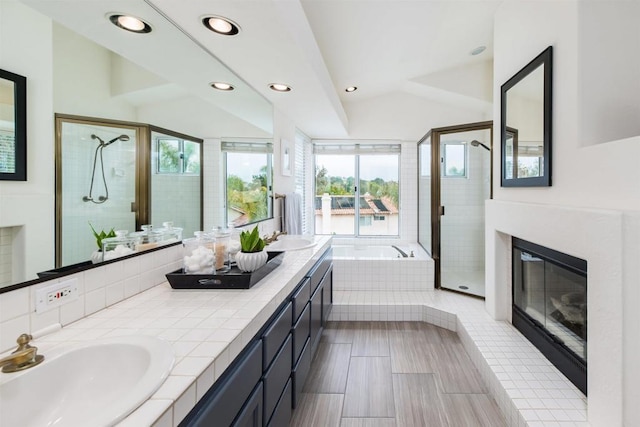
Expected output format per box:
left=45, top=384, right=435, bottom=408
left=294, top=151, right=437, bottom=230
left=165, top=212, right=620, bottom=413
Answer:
left=470, top=140, right=491, bottom=151
left=82, top=134, right=130, bottom=204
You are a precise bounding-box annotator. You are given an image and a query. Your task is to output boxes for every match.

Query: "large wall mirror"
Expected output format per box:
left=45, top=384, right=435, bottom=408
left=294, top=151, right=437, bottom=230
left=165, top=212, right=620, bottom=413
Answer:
left=0, top=1, right=273, bottom=293
left=501, top=46, right=552, bottom=187
left=0, top=69, right=27, bottom=181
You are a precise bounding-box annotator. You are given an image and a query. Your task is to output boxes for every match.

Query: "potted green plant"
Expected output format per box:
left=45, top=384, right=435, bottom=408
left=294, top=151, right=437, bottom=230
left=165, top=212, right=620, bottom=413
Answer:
left=89, top=223, right=116, bottom=263
left=234, top=226, right=268, bottom=272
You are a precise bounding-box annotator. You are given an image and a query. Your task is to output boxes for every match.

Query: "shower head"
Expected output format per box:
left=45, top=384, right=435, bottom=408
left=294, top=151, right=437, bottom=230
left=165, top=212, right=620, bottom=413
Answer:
left=470, top=140, right=491, bottom=151
left=103, top=134, right=130, bottom=147
left=91, top=134, right=105, bottom=145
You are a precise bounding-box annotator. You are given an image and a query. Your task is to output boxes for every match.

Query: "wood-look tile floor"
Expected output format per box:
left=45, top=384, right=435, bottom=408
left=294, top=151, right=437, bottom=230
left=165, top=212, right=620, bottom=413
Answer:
left=290, top=321, right=506, bottom=427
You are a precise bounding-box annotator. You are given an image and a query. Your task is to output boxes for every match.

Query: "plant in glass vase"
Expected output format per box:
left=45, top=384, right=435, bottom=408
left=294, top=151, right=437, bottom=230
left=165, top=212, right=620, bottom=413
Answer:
left=234, top=226, right=268, bottom=272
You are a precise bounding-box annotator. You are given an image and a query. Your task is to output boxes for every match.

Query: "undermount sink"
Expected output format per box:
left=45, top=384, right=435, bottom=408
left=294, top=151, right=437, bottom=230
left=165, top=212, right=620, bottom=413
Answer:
left=267, top=235, right=317, bottom=251
left=0, top=335, right=174, bottom=427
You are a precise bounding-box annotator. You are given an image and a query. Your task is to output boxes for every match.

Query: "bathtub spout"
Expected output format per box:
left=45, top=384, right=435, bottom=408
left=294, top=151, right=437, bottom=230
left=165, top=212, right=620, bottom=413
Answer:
left=391, top=245, right=408, bottom=258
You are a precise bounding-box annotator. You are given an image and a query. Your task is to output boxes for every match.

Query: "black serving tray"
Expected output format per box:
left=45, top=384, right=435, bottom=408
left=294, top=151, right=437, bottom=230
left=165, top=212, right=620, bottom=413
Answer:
left=166, top=251, right=285, bottom=290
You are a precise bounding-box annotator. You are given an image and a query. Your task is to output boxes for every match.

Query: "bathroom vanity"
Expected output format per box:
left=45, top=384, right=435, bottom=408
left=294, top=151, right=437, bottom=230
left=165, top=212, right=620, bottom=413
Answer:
left=0, top=236, right=332, bottom=427
left=180, top=246, right=333, bottom=426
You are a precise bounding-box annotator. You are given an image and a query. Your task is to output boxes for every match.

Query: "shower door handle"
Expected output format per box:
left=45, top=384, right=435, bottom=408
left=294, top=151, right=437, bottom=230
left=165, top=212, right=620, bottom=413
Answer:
left=439, top=206, right=445, bottom=216
left=131, top=202, right=136, bottom=212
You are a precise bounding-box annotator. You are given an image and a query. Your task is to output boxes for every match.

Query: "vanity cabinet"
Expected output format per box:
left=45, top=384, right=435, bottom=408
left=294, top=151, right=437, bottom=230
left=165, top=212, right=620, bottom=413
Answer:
left=180, top=341, right=263, bottom=427
left=180, top=247, right=332, bottom=427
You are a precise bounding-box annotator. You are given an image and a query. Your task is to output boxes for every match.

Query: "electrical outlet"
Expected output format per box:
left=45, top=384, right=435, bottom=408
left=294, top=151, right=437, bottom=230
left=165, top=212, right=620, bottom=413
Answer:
left=35, top=278, right=79, bottom=313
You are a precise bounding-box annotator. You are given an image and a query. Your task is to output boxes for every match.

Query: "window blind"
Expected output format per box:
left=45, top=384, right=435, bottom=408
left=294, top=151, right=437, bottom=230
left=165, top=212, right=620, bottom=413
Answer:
left=221, top=141, right=273, bottom=153
left=313, top=142, right=400, bottom=154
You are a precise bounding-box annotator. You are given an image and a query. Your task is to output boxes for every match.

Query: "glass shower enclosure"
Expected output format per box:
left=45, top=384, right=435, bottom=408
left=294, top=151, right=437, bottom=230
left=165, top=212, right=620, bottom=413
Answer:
left=55, top=115, right=203, bottom=268
left=418, top=121, right=492, bottom=297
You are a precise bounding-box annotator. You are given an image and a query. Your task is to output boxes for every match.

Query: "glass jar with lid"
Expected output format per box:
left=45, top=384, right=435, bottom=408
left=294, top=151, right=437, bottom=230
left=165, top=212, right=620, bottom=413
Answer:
left=131, top=224, right=164, bottom=252
left=227, top=223, right=242, bottom=261
left=157, top=221, right=183, bottom=244
left=101, top=230, right=137, bottom=262
left=183, top=231, right=215, bottom=274
left=210, top=227, right=231, bottom=273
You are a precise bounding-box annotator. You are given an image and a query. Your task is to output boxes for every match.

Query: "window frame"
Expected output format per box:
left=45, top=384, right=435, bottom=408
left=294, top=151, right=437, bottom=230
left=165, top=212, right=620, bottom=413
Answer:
left=313, top=146, right=400, bottom=237
left=156, top=137, right=201, bottom=175
left=442, top=142, right=468, bottom=178
left=223, top=148, right=274, bottom=228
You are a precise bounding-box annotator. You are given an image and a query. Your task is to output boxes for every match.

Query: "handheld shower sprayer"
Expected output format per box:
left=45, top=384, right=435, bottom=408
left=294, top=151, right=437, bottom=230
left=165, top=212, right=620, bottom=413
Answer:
left=83, top=134, right=130, bottom=204
left=470, top=140, right=491, bottom=151
left=103, top=134, right=130, bottom=147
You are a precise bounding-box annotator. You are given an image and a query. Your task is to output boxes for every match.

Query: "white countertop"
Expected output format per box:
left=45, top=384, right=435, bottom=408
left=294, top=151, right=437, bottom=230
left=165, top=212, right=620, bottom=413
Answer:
left=30, top=236, right=332, bottom=427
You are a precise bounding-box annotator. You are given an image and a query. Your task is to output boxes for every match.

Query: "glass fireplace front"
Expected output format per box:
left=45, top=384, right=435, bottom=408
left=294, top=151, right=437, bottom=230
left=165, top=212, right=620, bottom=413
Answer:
left=512, top=237, right=587, bottom=394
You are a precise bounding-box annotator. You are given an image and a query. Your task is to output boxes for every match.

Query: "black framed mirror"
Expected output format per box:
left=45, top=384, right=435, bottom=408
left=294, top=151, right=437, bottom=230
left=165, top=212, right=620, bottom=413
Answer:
left=501, top=46, right=552, bottom=187
left=0, top=69, right=27, bottom=181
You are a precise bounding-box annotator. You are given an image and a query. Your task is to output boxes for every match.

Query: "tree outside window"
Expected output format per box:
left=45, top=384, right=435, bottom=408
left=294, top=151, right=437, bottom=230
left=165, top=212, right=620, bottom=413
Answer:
left=225, top=151, right=272, bottom=226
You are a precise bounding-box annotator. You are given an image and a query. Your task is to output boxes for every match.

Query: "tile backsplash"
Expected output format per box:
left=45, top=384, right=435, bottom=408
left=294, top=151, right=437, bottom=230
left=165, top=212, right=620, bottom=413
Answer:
left=0, top=244, right=182, bottom=353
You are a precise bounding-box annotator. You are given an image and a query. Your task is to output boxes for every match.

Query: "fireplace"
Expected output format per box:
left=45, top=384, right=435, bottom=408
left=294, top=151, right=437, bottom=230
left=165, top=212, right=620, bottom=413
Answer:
left=512, top=237, right=587, bottom=395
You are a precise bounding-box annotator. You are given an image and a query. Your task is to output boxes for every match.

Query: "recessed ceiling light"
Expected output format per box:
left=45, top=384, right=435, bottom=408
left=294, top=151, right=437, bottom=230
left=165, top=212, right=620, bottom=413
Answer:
left=202, top=16, right=240, bottom=36
left=108, top=14, right=152, bottom=34
left=269, top=83, right=292, bottom=92
left=345, top=86, right=358, bottom=93
left=470, top=45, right=486, bottom=56
left=210, top=82, right=234, bottom=91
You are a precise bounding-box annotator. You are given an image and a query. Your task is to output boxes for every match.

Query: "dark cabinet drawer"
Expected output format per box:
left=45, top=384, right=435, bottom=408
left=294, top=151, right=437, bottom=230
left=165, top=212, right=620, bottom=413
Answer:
left=267, top=378, right=292, bottom=427
left=232, top=382, right=263, bottom=427
left=292, top=337, right=311, bottom=409
left=292, top=302, right=310, bottom=365
left=291, top=277, right=311, bottom=323
left=310, top=281, right=323, bottom=354
left=263, top=334, right=292, bottom=423
left=308, top=248, right=332, bottom=294
left=181, top=341, right=262, bottom=427
left=262, top=302, right=292, bottom=371
left=321, top=266, right=333, bottom=325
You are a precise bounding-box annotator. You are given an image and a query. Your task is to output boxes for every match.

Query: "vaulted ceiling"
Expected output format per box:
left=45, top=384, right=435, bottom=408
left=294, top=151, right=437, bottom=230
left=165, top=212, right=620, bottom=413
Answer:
left=23, top=0, right=500, bottom=138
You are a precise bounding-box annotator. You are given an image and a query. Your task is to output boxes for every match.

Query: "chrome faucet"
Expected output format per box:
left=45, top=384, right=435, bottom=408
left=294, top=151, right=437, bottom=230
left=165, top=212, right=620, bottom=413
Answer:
left=264, top=230, right=287, bottom=244
left=0, top=334, right=45, bottom=373
left=391, top=245, right=408, bottom=258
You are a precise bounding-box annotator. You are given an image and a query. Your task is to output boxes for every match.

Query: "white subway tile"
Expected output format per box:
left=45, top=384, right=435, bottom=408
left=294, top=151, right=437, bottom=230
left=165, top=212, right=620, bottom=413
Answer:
left=0, top=287, right=29, bottom=322
left=85, top=289, right=106, bottom=315
left=30, top=306, right=60, bottom=332
left=0, top=314, right=29, bottom=352
left=106, top=281, right=125, bottom=306
left=84, top=266, right=106, bottom=293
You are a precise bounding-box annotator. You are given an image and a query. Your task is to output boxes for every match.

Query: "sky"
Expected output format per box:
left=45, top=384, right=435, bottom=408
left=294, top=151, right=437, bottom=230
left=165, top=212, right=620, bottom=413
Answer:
left=227, top=152, right=268, bottom=182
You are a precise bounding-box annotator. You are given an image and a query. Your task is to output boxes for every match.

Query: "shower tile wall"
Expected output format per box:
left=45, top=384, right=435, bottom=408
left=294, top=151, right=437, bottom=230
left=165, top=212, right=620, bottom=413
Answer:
left=440, top=142, right=490, bottom=272
left=0, top=227, right=13, bottom=287
left=151, top=175, right=200, bottom=238
left=400, top=141, right=418, bottom=242
left=61, top=123, right=136, bottom=266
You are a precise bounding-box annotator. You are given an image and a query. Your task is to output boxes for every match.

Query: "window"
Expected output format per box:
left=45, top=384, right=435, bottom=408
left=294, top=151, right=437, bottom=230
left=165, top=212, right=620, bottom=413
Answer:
left=442, top=143, right=466, bottom=178
left=223, top=141, right=273, bottom=227
left=156, top=138, right=200, bottom=174
left=314, top=143, right=400, bottom=236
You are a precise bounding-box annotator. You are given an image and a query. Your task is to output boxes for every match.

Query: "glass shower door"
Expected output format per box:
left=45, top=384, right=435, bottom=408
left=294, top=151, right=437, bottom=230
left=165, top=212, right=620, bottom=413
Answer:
left=58, top=119, right=139, bottom=266
left=439, top=127, right=491, bottom=297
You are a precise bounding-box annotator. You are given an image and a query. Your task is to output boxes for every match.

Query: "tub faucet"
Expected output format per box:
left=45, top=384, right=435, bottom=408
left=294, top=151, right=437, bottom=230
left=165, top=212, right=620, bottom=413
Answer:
left=0, top=334, right=45, bottom=373
left=391, top=245, right=408, bottom=258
